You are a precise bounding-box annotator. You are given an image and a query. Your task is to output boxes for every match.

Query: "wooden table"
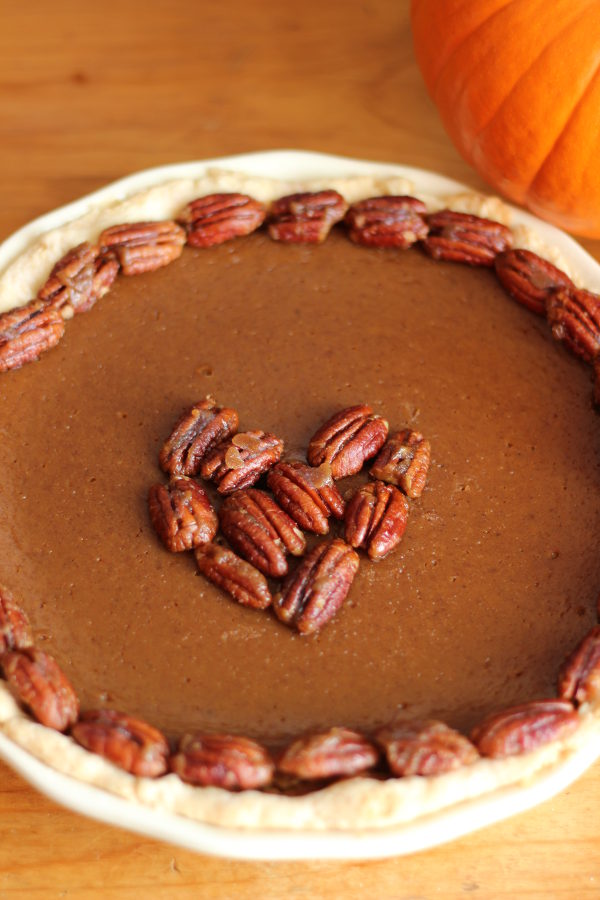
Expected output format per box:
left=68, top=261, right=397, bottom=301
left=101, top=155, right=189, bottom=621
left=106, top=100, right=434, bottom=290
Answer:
left=1, top=2, right=599, bottom=896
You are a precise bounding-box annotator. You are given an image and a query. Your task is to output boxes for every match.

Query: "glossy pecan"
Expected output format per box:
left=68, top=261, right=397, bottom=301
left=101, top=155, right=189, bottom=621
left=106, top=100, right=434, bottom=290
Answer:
left=0, top=299, right=65, bottom=372
left=0, top=586, right=33, bottom=654
left=344, top=481, right=409, bottom=560
left=268, top=190, right=348, bottom=243
left=148, top=477, right=217, bottom=552
left=422, top=209, right=513, bottom=266
left=170, top=732, right=274, bottom=789
left=219, top=488, right=306, bottom=578
left=370, top=429, right=431, bottom=499
left=375, top=719, right=478, bottom=776
left=470, top=699, right=579, bottom=758
left=99, top=220, right=186, bottom=275
left=494, top=249, right=574, bottom=317
left=344, top=195, right=428, bottom=248
left=267, top=461, right=345, bottom=534
left=200, top=430, right=284, bottom=494
left=159, top=397, right=239, bottom=477
left=37, top=242, right=119, bottom=315
left=1, top=647, right=79, bottom=731
left=278, top=727, right=378, bottom=779
left=558, top=625, right=600, bottom=706
left=71, top=709, right=169, bottom=777
left=273, top=537, right=359, bottom=634
left=547, top=286, right=600, bottom=363
left=195, top=542, right=272, bottom=609
left=178, top=193, right=266, bottom=247
left=307, top=404, right=388, bottom=478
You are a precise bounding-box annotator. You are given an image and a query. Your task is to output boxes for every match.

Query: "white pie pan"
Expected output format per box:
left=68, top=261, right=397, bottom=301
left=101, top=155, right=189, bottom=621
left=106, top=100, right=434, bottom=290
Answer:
left=1, top=150, right=599, bottom=860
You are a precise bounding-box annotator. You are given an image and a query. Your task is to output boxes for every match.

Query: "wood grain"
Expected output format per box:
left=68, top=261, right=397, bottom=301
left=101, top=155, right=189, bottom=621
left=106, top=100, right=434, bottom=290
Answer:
left=0, top=1, right=599, bottom=896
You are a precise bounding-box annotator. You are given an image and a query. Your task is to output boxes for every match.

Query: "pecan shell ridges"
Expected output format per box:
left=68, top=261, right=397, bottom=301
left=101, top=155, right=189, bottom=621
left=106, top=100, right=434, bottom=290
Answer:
left=99, top=220, right=186, bottom=275
left=547, top=286, right=600, bottom=363
left=170, top=732, right=274, bottom=789
left=71, top=709, right=170, bottom=777
left=422, top=209, right=513, bottom=266
left=179, top=193, right=266, bottom=247
left=195, top=543, right=272, bottom=610
left=159, top=398, right=239, bottom=477
left=0, top=299, right=65, bottom=372
left=344, top=481, right=409, bottom=560
left=470, top=699, right=579, bottom=758
left=307, top=404, right=389, bottom=478
left=200, top=431, right=284, bottom=494
left=278, top=727, right=379, bottom=779
left=345, top=195, right=428, bottom=248
left=375, top=719, right=479, bottom=776
left=494, top=248, right=574, bottom=317
left=148, top=477, right=218, bottom=552
left=370, top=429, right=431, bottom=499
left=268, top=190, right=348, bottom=243
left=1, top=647, right=79, bottom=732
left=267, top=461, right=345, bottom=534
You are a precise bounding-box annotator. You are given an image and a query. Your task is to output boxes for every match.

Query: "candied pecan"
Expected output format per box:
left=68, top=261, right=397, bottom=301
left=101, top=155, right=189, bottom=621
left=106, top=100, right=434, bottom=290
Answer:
left=178, top=193, right=266, bottom=247
left=148, top=477, right=217, bottom=552
left=274, top=538, right=359, bottom=634
left=558, top=625, right=600, bottom=706
left=494, top=248, right=574, bottom=316
left=99, top=220, right=186, bottom=275
left=267, top=461, right=345, bottom=535
left=547, top=286, right=600, bottom=363
left=278, top=727, right=378, bottom=779
left=170, top=732, right=274, bottom=789
left=344, top=196, right=428, bottom=248
left=159, top=397, right=239, bottom=477
left=268, top=190, right=348, bottom=243
left=195, top=543, right=272, bottom=609
left=0, top=586, right=33, bottom=654
left=375, top=719, right=478, bottom=776
left=71, top=709, right=169, bottom=777
left=470, top=699, right=579, bottom=758
left=200, top=430, right=284, bottom=494
left=344, top=481, right=409, bottom=560
left=219, top=488, right=306, bottom=578
left=422, top=209, right=513, bottom=266
left=307, top=404, right=388, bottom=478
left=1, top=647, right=79, bottom=731
left=37, top=242, right=119, bottom=315
left=0, top=299, right=65, bottom=372
left=370, top=429, right=431, bottom=499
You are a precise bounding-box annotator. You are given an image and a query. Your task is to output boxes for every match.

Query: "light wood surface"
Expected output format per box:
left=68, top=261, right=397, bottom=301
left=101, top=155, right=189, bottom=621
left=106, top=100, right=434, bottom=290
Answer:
left=1, top=2, right=599, bottom=896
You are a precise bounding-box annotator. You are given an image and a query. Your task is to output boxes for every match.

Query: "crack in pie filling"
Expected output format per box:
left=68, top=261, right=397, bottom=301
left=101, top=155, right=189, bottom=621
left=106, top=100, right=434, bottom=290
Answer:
left=0, top=165, right=600, bottom=832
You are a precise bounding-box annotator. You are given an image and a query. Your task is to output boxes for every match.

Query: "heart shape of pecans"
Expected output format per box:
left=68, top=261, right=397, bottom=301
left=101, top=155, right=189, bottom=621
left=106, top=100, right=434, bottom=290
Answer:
left=149, top=401, right=431, bottom=635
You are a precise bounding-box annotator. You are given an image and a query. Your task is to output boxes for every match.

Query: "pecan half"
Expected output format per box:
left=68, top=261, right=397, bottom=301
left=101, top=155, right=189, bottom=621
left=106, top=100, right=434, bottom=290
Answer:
left=422, top=209, right=513, bottom=266
left=159, top=397, right=239, bottom=477
left=148, top=477, right=217, bottom=552
left=195, top=543, right=272, bottom=609
left=71, top=709, right=169, bottom=777
left=278, top=726, right=378, bottom=779
left=547, top=287, right=600, bottom=363
left=494, top=248, right=574, bottom=317
left=307, top=404, right=388, bottom=478
left=200, top=430, right=284, bottom=494
left=370, top=429, right=431, bottom=499
left=375, top=719, right=479, bottom=776
left=558, top=625, right=600, bottom=706
left=0, top=586, right=33, bottom=654
left=273, top=538, right=359, bottom=634
left=99, top=220, right=186, bottom=275
left=178, top=193, right=266, bottom=247
left=268, top=190, right=348, bottom=243
left=0, top=299, right=65, bottom=372
left=1, top=647, right=79, bottom=731
left=267, top=461, right=345, bottom=534
left=470, top=699, right=579, bottom=758
left=344, top=481, right=409, bottom=560
left=344, top=196, right=428, bottom=248
left=219, top=488, right=306, bottom=578
left=37, top=242, right=119, bottom=315
left=170, top=732, right=274, bottom=789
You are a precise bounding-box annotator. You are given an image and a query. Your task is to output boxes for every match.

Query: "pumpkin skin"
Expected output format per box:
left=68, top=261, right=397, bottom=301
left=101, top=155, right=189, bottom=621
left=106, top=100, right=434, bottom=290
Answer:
left=410, top=0, right=600, bottom=237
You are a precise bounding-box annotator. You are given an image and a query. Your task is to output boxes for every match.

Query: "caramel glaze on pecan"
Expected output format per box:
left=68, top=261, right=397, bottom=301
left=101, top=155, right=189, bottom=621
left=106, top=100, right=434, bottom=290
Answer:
left=558, top=625, right=600, bottom=706
left=375, top=719, right=479, bottom=776
left=37, top=242, right=119, bottom=316
left=219, top=488, right=306, bottom=578
left=307, top=404, right=389, bottom=478
left=547, top=286, right=600, bottom=363
left=200, top=430, right=284, bottom=494
left=278, top=727, right=379, bottom=780
left=0, top=586, right=33, bottom=654
left=159, top=397, right=239, bottom=477
left=344, top=481, right=409, bottom=560
left=195, top=542, right=272, bottom=610
left=99, top=220, right=186, bottom=275
left=71, top=709, right=170, bottom=777
left=0, top=299, right=65, bottom=372
left=344, top=195, right=428, bottom=248
left=267, top=460, right=345, bottom=535
left=1, top=647, right=79, bottom=731
left=148, top=477, right=218, bottom=553
left=422, top=209, right=513, bottom=266
left=494, top=248, right=574, bottom=317
left=470, top=699, right=579, bottom=759
left=268, top=190, right=348, bottom=243
left=370, top=429, right=431, bottom=499
left=170, top=732, right=275, bottom=790
left=178, top=193, right=266, bottom=248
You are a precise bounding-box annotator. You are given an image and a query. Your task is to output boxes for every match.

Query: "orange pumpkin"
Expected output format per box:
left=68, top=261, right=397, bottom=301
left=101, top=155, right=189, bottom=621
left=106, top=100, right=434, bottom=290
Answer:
left=410, top=0, right=600, bottom=237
